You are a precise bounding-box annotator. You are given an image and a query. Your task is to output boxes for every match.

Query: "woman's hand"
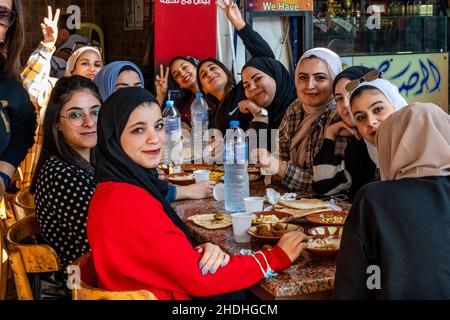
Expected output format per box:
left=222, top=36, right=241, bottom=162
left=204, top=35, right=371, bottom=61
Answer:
left=238, top=99, right=262, bottom=116
left=155, top=64, right=169, bottom=106
left=156, top=168, right=167, bottom=180
left=41, top=6, right=60, bottom=46
left=325, top=121, right=359, bottom=140
left=276, top=231, right=308, bottom=262
left=216, top=0, right=246, bottom=31
left=196, top=243, right=230, bottom=275
left=176, top=181, right=215, bottom=200
left=251, top=149, right=286, bottom=177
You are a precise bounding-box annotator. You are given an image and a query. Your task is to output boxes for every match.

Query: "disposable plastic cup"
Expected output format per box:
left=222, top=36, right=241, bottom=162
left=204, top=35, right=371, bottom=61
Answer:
left=213, top=183, right=225, bottom=201
left=244, top=196, right=264, bottom=213
left=193, top=170, right=210, bottom=183
left=231, top=212, right=253, bottom=243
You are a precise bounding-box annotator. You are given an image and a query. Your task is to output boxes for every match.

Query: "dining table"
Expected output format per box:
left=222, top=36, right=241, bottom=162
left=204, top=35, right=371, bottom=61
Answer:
left=172, top=178, right=351, bottom=300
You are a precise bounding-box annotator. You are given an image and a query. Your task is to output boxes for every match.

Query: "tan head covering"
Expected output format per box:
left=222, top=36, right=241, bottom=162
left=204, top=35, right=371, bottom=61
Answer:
left=64, top=46, right=103, bottom=77
left=290, top=48, right=342, bottom=167
left=376, top=103, right=450, bottom=181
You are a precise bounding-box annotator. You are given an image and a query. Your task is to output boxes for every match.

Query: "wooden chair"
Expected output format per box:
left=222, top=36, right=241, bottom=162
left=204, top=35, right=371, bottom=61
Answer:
left=68, top=252, right=157, bottom=300
left=6, top=213, right=60, bottom=300
left=12, top=187, right=35, bottom=222
left=0, top=217, right=8, bottom=300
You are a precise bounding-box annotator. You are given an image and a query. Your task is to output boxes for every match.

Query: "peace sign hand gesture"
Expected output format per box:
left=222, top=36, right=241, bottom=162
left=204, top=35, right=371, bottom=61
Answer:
left=216, top=0, right=246, bottom=31
left=41, top=6, right=60, bottom=46
left=155, top=64, right=169, bottom=107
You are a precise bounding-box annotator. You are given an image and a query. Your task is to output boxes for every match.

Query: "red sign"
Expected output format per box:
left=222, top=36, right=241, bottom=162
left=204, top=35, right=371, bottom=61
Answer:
left=154, top=0, right=217, bottom=69
left=246, top=0, right=313, bottom=12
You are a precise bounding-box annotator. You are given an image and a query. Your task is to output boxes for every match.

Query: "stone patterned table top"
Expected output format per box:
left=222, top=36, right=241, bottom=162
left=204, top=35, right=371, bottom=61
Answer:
left=172, top=180, right=351, bottom=299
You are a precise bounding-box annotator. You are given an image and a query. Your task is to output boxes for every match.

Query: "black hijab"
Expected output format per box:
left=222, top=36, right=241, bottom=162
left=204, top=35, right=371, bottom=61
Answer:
left=332, top=65, right=372, bottom=94
left=95, top=87, right=194, bottom=244
left=242, top=57, right=296, bottom=128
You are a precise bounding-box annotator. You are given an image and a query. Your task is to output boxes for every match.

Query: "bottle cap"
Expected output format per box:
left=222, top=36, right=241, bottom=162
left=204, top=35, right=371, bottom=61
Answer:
left=230, top=120, right=240, bottom=128
left=196, top=93, right=204, bottom=98
left=166, top=100, right=174, bottom=107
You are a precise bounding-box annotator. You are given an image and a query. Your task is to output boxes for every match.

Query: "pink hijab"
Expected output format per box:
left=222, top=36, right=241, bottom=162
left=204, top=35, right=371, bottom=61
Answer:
left=376, top=103, right=450, bottom=181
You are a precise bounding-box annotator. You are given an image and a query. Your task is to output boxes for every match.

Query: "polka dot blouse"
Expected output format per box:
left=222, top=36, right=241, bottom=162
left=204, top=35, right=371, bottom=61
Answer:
left=34, top=157, right=95, bottom=270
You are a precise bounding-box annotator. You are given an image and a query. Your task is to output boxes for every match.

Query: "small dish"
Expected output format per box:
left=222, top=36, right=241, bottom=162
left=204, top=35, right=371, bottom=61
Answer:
left=252, top=211, right=294, bottom=225
left=248, top=223, right=303, bottom=245
left=305, top=236, right=341, bottom=256
left=308, top=226, right=343, bottom=237
left=305, top=211, right=348, bottom=226
left=167, top=172, right=195, bottom=186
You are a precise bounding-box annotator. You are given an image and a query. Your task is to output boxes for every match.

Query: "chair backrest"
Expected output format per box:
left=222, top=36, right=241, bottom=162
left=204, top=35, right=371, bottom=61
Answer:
left=69, top=252, right=157, bottom=300
left=6, top=213, right=60, bottom=300
left=12, top=188, right=35, bottom=222
left=76, top=23, right=105, bottom=62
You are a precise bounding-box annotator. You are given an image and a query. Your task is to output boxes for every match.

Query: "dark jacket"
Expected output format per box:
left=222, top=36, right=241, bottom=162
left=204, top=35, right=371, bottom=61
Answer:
left=334, top=176, right=450, bottom=299
left=0, top=76, right=37, bottom=167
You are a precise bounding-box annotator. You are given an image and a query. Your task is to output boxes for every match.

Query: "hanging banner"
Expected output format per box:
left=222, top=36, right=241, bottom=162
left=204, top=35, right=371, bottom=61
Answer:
left=246, top=0, right=313, bottom=12
left=352, top=52, right=449, bottom=112
left=154, top=0, right=216, bottom=69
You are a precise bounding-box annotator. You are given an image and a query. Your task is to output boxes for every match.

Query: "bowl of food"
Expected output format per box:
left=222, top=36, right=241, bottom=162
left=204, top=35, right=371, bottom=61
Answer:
left=305, top=236, right=341, bottom=256
left=252, top=211, right=294, bottom=225
left=167, top=172, right=195, bottom=186
left=248, top=223, right=303, bottom=245
left=307, top=226, right=343, bottom=237
left=305, top=211, right=348, bottom=226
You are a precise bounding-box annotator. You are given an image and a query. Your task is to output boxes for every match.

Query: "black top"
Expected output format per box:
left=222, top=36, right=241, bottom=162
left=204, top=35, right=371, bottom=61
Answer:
left=215, top=23, right=275, bottom=134
left=0, top=76, right=37, bottom=167
left=313, top=137, right=377, bottom=201
left=334, top=175, right=450, bottom=299
left=34, top=158, right=94, bottom=271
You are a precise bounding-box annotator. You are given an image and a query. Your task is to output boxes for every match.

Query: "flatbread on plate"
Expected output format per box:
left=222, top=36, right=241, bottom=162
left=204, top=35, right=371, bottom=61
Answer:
left=279, top=198, right=330, bottom=210
left=188, top=214, right=232, bottom=230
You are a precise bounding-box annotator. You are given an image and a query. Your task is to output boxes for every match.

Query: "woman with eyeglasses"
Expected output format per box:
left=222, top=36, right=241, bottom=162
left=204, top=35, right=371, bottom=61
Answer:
left=0, top=0, right=36, bottom=199
left=30, top=76, right=101, bottom=285
left=348, top=77, right=408, bottom=168
left=334, top=103, right=450, bottom=299
left=254, top=48, right=345, bottom=192
left=311, top=66, right=378, bottom=201
left=20, top=6, right=104, bottom=188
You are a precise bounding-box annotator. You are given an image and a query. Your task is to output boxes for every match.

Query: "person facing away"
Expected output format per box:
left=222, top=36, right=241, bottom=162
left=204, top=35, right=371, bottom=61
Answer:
left=334, top=103, right=450, bottom=299
left=87, top=87, right=308, bottom=300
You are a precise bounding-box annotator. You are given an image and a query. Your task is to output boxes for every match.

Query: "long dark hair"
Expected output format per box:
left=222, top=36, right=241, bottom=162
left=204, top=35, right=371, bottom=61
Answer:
left=0, top=0, right=24, bottom=77
left=197, top=58, right=236, bottom=131
left=30, top=76, right=102, bottom=194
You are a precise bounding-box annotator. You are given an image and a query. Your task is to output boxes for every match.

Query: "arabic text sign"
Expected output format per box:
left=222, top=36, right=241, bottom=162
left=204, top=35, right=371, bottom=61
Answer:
left=154, top=0, right=216, bottom=68
left=353, top=53, right=448, bottom=112
left=246, top=0, right=313, bottom=12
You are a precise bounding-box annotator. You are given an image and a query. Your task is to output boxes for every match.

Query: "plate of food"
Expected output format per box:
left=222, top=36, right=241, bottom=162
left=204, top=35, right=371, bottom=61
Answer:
left=305, top=236, right=341, bottom=256
left=252, top=211, right=294, bottom=225
left=248, top=223, right=303, bottom=244
left=214, top=165, right=260, bottom=173
left=187, top=213, right=232, bottom=230
left=209, top=171, right=225, bottom=182
left=305, top=211, right=348, bottom=226
left=180, top=163, right=217, bottom=172
left=308, top=226, right=343, bottom=237
left=167, top=172, right=195, bottom=186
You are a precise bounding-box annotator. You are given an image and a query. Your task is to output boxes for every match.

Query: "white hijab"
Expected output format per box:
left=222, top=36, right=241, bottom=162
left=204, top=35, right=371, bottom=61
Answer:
left=64, top=46, right=103, bottom=77
left=350, top=78, right=408, bottom=167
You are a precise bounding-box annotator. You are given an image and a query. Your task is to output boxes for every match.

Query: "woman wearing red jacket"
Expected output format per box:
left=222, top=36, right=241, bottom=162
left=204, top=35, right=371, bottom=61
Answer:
left=87, top=87, right=307, bottom=300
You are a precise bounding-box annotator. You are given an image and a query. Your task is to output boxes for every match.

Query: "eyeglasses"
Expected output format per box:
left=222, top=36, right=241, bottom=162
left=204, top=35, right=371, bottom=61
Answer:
left=344, top=69, right=380, bottom=96
left=0, top=5, right=17, bottom=28
left=60, top=107, right=100, bottom=127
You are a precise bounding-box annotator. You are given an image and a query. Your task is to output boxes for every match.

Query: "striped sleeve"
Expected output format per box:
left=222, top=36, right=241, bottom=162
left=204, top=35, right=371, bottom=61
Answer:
left=312, top=138, right=351, bottom=195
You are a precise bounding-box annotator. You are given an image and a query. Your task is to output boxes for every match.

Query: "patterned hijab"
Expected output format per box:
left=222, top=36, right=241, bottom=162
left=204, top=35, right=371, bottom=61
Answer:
left=377, top=103, right=450, bottom=181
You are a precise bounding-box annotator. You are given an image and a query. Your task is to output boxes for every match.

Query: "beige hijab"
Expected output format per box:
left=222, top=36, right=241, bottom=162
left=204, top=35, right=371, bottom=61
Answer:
left=377, top=103, right=450, bottom=181
left=64, top=46, right=103, bottom=76
left=290, top=48, right=342, bottom=167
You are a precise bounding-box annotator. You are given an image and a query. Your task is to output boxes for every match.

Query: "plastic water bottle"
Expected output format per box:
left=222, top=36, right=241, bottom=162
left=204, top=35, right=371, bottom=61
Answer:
left=190, top=93, right=209, bottom=161
left=224, top=121, right=249, bottom=212
left=162, top=100, right=182, bottom=165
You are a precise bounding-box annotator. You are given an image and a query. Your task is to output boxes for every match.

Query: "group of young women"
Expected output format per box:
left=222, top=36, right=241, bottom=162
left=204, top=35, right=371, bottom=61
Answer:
left=3, top=0, right=449, bottom=300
